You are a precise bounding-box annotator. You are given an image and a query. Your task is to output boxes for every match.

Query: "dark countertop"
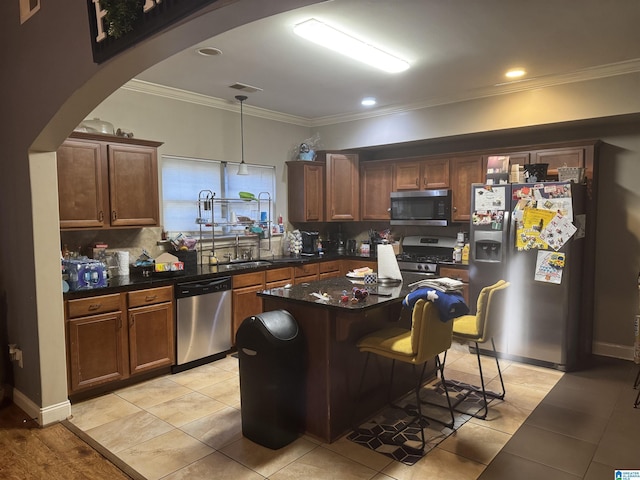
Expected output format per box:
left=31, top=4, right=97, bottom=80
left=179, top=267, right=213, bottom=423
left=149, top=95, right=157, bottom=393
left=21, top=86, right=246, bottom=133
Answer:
left=63, top=252, right=379, bottom=300
left=258, top=272, right=431, bottom=312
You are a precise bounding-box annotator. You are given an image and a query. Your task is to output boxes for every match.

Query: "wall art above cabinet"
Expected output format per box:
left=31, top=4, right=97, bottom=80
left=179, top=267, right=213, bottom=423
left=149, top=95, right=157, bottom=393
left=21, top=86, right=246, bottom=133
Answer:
left=57, top=132, right=163, bottom=230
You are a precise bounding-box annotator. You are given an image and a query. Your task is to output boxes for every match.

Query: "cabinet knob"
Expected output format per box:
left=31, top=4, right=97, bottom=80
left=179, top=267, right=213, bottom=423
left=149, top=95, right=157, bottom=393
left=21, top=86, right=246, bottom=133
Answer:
left=453, top=206, right=457, bottom=212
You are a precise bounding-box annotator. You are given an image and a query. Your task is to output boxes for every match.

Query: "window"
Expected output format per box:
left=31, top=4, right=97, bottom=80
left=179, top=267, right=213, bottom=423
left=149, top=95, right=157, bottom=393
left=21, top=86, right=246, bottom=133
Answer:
left=161, top=155, right=275, bottom=234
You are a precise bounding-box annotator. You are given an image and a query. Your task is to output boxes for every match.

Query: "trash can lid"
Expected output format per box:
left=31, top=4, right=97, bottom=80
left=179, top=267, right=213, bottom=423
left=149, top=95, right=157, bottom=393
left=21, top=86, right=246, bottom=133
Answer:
left=255, top=310, right=299, bottom=341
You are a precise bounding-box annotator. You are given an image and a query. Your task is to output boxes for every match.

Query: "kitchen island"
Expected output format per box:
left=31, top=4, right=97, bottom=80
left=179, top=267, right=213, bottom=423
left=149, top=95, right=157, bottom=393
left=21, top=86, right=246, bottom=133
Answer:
left=257, top=272, right=435, bottom=443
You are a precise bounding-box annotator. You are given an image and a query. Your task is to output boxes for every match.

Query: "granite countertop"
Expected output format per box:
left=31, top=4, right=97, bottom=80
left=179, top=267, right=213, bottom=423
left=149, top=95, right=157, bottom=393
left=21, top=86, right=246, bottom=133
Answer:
left=258, top=272, right=431, bottom=312
left=63, top=252, right=378, bottom=300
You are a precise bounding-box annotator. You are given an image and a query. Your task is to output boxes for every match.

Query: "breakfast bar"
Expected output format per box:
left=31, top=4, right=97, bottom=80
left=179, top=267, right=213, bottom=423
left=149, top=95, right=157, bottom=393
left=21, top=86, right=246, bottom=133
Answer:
left=257, top=273, right=435, bottom=443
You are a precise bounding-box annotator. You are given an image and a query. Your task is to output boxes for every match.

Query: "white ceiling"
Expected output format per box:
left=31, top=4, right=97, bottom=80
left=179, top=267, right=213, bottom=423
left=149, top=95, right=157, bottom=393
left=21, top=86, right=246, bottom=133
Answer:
left=135, top=0, right=640, bottom=123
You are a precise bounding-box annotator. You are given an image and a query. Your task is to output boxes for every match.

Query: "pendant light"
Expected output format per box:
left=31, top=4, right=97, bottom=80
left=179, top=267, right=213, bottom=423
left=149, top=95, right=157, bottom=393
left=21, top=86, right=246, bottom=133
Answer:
left=236, top=95, right=249, bottom=175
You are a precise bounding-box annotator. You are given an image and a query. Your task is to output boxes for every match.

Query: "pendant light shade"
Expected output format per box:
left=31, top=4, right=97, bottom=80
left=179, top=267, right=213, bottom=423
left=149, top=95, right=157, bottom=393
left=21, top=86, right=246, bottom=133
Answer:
left=236, top=95, right=249, bottom=175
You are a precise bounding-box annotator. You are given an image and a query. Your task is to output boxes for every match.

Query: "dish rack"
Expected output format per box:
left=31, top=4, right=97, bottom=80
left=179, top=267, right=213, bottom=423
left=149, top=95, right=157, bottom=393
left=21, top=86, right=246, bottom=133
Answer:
left=557, top=166, right=586, bottom=183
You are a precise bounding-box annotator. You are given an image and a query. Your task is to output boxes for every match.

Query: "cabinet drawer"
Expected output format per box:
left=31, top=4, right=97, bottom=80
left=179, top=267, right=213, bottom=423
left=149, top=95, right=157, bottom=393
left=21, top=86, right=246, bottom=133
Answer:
left=67, top=293, right=122, bottom=319
left=439, top=267, right=469, bottom=282
left=265, top=267, right=293, bottom=283
left=233, top=271, right=265, bottom=288
left=319, top=260, right=340, bottom=274
left=294, top=263, right=320, bottom=277
left=128, top=286, right=173, bottom=308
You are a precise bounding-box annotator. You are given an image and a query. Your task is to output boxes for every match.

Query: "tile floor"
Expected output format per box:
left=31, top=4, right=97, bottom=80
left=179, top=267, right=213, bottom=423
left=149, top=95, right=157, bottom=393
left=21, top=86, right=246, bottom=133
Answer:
left=65, top=348, right=638, bottom=480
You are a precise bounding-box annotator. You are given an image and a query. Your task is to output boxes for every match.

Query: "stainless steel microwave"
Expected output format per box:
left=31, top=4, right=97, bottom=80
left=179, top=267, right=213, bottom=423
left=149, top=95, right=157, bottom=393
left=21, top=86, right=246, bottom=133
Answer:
left=390, top=190, right=451, bottom=226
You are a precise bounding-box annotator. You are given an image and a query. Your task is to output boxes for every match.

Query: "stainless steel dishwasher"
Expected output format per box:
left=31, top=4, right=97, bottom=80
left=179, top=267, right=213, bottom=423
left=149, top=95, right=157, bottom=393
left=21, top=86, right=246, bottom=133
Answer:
left=173, top=276, right=232, bottom=373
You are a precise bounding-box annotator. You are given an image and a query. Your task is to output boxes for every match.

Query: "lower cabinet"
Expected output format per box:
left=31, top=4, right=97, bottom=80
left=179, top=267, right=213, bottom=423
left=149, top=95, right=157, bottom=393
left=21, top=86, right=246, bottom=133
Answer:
left=319, top=260, right=341, bottom=279
left=65, top=286, right=174, bottom=396
left=232, top=271, right=266, bottom=345
left=294, top=263, right=320, bottom=284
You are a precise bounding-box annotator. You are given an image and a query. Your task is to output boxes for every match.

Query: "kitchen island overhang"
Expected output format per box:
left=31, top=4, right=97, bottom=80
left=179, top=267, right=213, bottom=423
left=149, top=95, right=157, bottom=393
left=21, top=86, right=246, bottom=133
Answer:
left=256, top=274, right=438, bottom=443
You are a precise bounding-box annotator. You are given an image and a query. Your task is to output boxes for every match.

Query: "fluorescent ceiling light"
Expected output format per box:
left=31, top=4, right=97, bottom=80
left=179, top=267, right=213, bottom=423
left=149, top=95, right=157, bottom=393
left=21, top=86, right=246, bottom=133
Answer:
left=293, top=18, right=410, bottom=73
left=505, top=68, right=526, bottom=79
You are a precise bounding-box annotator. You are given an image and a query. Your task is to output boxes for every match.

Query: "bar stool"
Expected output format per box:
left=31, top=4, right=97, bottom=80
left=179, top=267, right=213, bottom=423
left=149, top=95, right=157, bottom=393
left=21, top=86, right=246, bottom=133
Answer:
left=448, top=280, right=510, bottom=419
left=354, top=299, right=455, bottom=451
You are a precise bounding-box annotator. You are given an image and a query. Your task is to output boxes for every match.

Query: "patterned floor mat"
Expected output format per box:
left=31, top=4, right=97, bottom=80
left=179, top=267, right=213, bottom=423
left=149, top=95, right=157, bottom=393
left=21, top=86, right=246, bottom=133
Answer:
left=347, top=378, right=497, bottom=465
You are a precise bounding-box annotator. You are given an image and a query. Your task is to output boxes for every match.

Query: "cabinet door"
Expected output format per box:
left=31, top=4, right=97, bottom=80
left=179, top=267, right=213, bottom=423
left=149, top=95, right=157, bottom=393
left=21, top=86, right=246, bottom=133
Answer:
left=232, top=285, right=264, bottom=344
left=394, top=161, right=421, bottom=190
left=67, top=311, right=128, bottom=393
left=108, top=143, right=159, bottom=227
left=532, top=147, right=585, bottom=177
left=451, top=155, right=483, bottom=223
left=326, top=153, right=359, bottom=221
left=422, top=158, right=449, bottom=189
left=360, top=161, right=393, bottom=220
left=57, top=139, right=109, bottom=229
left=128, top=302, right=174, bottom=375
left=287, top=161, right=324, bottom=222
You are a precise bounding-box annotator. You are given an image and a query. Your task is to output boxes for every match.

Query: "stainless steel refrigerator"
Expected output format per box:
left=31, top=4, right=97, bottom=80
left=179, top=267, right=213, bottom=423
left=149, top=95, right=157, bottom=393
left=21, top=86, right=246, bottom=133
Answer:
left=468, top=181, right=588, bottom=371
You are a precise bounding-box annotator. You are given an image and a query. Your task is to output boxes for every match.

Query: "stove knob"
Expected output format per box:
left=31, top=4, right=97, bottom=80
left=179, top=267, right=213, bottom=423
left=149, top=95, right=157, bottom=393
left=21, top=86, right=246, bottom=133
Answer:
left=417, top=264, right=423, bottom=271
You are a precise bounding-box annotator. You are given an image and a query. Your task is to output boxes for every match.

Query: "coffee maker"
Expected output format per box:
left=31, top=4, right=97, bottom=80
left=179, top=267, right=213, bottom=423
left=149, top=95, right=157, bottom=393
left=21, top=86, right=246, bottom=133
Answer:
left=301, top=231, right=319, bottom=255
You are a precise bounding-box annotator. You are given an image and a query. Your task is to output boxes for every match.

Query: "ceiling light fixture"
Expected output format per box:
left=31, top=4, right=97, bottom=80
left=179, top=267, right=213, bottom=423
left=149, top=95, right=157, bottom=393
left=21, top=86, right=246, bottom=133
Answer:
left=293, top=18, right=410, bottom=73
left=196, top=46, right=222, bottom=57
left=505, top=68, right=526, bottom=79
left=361, top=97, right=376, bottom=106
left=236, top=95, right=249, bottom=175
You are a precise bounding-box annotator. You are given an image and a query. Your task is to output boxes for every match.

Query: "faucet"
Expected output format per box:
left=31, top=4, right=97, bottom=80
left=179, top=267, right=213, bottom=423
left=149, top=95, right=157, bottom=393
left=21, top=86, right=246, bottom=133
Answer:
left=235, top=234, right=240, bottom=261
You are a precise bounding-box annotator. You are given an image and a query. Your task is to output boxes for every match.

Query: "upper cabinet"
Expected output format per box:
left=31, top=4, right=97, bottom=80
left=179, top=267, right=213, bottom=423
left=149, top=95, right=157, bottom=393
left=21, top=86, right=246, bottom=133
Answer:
left=287, top=161, right=325, bottom=222
left=450, top=154, right=484, bottom=223
left=530, top=146, right=585, bottom=177
left=360, top=160, right=393, bottom=221
left=323, top=152, right=359, bottom=221
left=393, top=157, right=449, bottom=190
left=57, top=132, right=162, bottom=230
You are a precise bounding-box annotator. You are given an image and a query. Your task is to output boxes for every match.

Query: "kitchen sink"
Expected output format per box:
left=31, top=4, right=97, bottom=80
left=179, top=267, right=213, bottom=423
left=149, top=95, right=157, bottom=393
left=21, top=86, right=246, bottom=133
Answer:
left=215, top=260, right=273, bottom=271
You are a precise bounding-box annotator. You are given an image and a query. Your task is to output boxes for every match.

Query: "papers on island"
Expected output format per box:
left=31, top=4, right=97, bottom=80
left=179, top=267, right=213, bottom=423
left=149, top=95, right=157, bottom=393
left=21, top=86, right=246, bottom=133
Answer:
left=408, top=277, right=465, bottom=292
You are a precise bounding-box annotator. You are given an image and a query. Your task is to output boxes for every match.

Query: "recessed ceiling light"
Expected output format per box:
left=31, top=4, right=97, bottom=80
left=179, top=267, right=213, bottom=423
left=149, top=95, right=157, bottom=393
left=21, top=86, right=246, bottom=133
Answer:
left=197, top=47, right=222, bottom=57
left=505, top=68, right=526, bottom=79
left=361, top=97, right=376, bottom=106
left=293, top=18, right=410, bottom=73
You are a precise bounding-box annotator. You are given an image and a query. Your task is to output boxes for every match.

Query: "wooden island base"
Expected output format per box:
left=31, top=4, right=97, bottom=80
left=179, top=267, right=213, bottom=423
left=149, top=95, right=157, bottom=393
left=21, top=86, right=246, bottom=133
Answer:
left=261, top=296, right=435, bottom=443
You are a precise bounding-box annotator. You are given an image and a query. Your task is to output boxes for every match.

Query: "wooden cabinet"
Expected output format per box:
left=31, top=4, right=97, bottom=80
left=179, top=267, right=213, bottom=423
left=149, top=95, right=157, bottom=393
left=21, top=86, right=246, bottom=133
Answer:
left=319, top=260, right=341, bottom=280
left=57, top=132, right=162, bottom=229
left=287, top=161, right=325, bottom=222
left=393, top=157, right=449, bottom=191
left=439, top=266, right=470, bottom=306
left=66, top=293, right=127, bottom=393
left=265, top=267, right=293, bottom=288
left=450, top=154, right=484, bottom=223
left=360, top=160, right=393, bottom=220
left=531, top=146, right=585, bottom=178
left=294, top=263, right=320, bottom=284
left=324, top=152, right=360, bottom=221
left=126, top=286, right=174, bottom=375
left=232, top=271, right=266, bottom=345
left=65, top=285, right=174, bottom=396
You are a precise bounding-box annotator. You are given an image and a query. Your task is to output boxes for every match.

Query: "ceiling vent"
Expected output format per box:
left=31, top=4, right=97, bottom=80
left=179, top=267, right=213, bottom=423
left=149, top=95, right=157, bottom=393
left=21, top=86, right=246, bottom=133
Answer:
left=229, top=82, right=263, bottom=93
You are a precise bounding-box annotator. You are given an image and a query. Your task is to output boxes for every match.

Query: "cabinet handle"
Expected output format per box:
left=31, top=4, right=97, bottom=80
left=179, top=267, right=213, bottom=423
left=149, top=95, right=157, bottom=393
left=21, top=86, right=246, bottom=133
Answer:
left=145, top=295, right=157, bottom=302
left=117, top=316, right=121, bottom=329
left=453, top=206, right=457, bottom=212
left=112, top=210, right=117, bottom=221
left=88, top=303, right=101, bottom=311
left=415, top=178, right=419, bottom=187
left=129, top=315, right=134, bottom=328
left=423, top=176, right=427, bottom=187
left=98, top=211, right=104, bottom=222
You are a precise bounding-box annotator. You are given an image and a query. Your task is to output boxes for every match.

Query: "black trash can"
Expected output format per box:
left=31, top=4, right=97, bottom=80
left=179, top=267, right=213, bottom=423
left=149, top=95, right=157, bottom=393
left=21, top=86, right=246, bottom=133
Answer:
left=236, top=309, right=305, bottom=449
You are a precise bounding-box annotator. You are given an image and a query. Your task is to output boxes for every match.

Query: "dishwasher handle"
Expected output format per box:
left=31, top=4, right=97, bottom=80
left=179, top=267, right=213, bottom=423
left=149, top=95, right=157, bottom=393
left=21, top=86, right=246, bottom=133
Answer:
left=176, top=277, right=232, bottom=298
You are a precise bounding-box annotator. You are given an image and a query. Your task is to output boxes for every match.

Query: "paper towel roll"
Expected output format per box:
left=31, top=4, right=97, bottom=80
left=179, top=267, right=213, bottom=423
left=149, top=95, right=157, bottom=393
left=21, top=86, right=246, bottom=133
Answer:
left=377, top=244, right=402, bottom=282
left=116, top=251, right=129, bottom=276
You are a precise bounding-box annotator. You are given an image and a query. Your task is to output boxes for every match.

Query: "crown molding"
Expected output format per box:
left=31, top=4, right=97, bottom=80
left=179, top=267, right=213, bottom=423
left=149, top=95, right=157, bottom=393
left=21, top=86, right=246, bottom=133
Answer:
left=123, top=58, right=640, bottom=128
left=122, top=79, right=313, bottom=127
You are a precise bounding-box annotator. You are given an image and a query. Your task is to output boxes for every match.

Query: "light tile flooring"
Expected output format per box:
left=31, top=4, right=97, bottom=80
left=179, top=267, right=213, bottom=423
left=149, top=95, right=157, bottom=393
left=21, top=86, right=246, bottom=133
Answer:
left=67, top=345, right=564, bottom=480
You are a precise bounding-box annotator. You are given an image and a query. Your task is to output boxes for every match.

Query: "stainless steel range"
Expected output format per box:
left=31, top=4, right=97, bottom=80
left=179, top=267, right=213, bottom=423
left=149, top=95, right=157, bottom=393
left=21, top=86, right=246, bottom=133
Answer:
left=396, top=236, right=457, bottom=273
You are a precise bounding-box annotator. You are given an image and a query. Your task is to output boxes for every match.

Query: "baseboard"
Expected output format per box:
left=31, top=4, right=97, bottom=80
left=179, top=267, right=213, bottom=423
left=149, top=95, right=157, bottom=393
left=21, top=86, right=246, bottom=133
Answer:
left=592, top=341, right=635, bottom=361
left=13, top=388, right=71, bottom=426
